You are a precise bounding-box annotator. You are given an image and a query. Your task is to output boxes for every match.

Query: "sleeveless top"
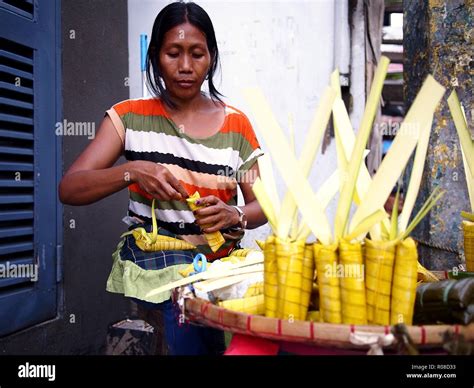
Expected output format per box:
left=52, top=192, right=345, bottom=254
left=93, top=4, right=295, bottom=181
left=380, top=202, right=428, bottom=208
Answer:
left=106, top=97, right=264, bottom=259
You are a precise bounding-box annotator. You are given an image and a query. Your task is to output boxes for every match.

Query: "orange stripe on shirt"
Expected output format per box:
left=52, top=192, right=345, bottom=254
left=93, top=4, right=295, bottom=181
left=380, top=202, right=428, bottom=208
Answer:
left=220, top=124, right=260, bottom=150
left=115, top=99, right=260, bottom=151
left=222, top=105, right=261, bottom=149
left=114, top=99, right=168, bottom=117
left=181, top=181, right=235, bottom=203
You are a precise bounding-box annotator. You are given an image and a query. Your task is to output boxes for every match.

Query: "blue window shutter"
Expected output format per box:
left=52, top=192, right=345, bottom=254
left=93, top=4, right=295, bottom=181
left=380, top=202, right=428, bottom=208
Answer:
left=0, top=0, right=60, bottom=337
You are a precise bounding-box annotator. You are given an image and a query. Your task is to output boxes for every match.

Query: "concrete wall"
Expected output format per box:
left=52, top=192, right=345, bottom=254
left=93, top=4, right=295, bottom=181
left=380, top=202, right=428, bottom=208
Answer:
left=0, top=0, right=131, bottom=354
left=128, top=0, right=349, bottom=246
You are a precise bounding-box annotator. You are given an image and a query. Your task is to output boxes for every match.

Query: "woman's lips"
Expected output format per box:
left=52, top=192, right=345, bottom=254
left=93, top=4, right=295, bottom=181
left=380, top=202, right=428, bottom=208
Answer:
left=176, top=80, right=195, bottom=89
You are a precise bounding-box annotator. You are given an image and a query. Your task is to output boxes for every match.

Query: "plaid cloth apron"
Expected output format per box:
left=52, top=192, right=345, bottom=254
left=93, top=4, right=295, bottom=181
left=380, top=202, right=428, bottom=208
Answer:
left=119, top=223, right=197, bottom=271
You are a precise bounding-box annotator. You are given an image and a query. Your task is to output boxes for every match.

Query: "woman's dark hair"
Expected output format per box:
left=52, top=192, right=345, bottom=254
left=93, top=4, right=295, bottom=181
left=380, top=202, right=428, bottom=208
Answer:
left=146, top=1, right=223, bottom=108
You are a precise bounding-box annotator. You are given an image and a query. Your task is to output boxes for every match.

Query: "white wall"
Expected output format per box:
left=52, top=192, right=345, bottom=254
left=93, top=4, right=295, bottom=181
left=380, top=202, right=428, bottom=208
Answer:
left=128, top=0, right=348, bottom=247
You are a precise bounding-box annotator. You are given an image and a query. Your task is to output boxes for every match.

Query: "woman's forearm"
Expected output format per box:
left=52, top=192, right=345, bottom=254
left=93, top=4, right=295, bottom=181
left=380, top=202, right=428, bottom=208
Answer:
left=59, top=161, right=138, bottom=205
left=241, top=199, right=267, bottom=229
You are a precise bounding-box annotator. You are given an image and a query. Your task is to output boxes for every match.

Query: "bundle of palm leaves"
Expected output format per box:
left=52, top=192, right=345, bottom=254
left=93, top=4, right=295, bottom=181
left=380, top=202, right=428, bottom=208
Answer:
left=244, top=56, right=446, bottom=325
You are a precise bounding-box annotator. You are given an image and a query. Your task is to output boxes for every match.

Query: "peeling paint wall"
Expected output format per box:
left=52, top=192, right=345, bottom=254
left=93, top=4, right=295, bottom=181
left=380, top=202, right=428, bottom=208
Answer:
left=404, top=0, right=472, bottom=269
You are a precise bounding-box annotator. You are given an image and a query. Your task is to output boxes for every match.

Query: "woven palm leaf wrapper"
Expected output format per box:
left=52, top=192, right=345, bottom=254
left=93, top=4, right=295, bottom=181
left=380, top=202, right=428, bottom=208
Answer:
left=313, top=243, right=342, bottom=323
left=186, top=191, right=225, bottom=252
left=276, top=238, right=305, bottom=320
left=123, top=199, right=196, bottom=251
left=339, top=240, right=367, bottom=324
left=263, top=235, right=278, bottom=318
left=218, top=294, right=265, bottom=315
left=300, top=243, right=315, bottom=321
left=275, top=238, right=289, bottom=318
left=133, top=232, right=196, bottom=251
left=230, top=248, right=255, bottom=257
left=365, top=239, right=396, bottom=325
left=463, top=221, right=474, bottom=272
left=391, top=237, right=418, bottom=325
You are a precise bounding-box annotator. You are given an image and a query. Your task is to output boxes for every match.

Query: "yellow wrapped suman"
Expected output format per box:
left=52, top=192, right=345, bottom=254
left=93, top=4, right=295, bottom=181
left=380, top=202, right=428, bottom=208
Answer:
left=123, top=199, right=196, bottom=251
left=218, top=294, right=265, bottom=315
left=230, top=248, right=255, bottom=258
left=276, top=238, right=305, bottom=321
left=187, top=191, right=225, bottom=252
left=313, top=243, right=342, bottom=324
left=463, top=221, right=474, bottom=272
left=339, top=240, right=367, bottom=324
left=133, top=233, right=196, bottom=251
left=263, top=235, right=278, bottom=318
left=300, top=243, right=315, bottom=321
left=365, top=239, right=395, bottom=325
left=391, top=237, right=418, bottom=325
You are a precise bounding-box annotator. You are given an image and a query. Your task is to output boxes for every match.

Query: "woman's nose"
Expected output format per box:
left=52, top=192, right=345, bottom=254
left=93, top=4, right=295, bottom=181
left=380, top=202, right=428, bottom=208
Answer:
left=178, top=54, right=192, bottom=73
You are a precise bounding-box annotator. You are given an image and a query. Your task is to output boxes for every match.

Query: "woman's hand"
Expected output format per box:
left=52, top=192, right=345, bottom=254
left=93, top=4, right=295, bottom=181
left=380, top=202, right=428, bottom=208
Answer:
left=131, top=161, right=189, bottom=201
left=192, top=195, right=240, bottom=233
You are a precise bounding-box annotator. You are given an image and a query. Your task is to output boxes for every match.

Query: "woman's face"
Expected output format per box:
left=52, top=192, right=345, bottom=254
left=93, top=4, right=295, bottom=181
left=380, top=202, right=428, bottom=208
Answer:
left=159, top=22, right=212, bottom=102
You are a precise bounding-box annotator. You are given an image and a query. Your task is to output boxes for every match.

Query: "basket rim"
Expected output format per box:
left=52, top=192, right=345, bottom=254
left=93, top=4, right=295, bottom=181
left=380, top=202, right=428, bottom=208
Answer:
left=185, top=296, right=474, bottom=349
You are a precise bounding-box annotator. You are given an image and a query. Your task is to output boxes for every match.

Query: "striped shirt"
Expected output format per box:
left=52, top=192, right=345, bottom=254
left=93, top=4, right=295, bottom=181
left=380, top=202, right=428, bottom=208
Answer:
left=106, top=97, right=263, bottom=259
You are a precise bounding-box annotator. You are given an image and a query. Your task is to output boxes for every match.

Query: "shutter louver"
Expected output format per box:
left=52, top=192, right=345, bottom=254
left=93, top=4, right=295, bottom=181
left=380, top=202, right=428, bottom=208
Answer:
left=0, top=36, right=34, bottom=292
left=0, top=0, right=34, bottom=19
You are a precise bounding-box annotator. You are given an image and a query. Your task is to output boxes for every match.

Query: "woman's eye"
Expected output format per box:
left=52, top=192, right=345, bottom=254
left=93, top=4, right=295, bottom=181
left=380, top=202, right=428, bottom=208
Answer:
left=167, top=52, right=179, bottom=58
left=192, top=53, right=204, bottom=59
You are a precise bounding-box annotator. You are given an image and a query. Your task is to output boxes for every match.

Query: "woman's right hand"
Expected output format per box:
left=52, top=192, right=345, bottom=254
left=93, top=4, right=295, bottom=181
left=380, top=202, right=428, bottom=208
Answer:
left=131, top=161, right=189, bottom=201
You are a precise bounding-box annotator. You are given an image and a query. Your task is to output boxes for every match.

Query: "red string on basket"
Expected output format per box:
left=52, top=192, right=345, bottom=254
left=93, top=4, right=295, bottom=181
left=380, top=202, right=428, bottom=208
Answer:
left=200, top=301, right=211, bottom=317
left=218, top=309, right=224, bottom=325
left=246, top=315, right=252, bottom=332
left=420, top=325, right=426, bottom=345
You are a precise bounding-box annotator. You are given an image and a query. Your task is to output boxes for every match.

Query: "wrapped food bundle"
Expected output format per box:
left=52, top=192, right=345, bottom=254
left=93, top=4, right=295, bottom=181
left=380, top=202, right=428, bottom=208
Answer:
left=365, top=239, right=396, bottom=325
left=187, top=191, right=225, bottom=252
left=414, top=278, right=474, bottom=325
left=300, top=243, right=315, bottom=321
left=263, top=236, right=278, bottom=318
left=390, top=238, right=419, bottom=325
left=123, top=199, right=196, bottom=251
left=276, top=238, right=305, bottom=320
left=339, top=240, right=367, bottom=324
left=313, top=243, right=342, bottom=324
left=230, top=248, right=255, bottom=258
left=133, top=232, right=196, bottom=251
left=218, top=294, right=265, bottom=315
left=463, top=221, right=474, bottom=272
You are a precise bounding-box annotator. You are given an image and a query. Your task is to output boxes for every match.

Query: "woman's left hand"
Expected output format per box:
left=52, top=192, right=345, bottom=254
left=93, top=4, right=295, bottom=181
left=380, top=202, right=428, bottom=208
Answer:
left=193, top=195, right=240, bottom=233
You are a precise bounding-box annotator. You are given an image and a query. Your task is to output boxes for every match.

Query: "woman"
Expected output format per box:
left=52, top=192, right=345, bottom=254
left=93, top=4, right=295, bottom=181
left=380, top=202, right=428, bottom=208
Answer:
left=59, top=1, right=267, bottom=355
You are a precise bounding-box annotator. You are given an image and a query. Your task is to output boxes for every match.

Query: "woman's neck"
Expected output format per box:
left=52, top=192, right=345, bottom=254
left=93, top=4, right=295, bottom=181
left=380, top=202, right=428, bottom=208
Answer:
left=168, top=93, right=211, bottom=113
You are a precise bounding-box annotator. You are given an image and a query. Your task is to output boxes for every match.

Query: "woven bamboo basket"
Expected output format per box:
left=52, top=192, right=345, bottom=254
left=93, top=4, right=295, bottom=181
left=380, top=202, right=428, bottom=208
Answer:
left=184, top=295, right=474, bottom=350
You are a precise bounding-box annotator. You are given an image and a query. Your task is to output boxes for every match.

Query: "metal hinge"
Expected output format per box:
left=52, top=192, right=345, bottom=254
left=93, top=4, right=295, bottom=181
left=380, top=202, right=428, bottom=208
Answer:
left=56, top=244, right=63, bottom=283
